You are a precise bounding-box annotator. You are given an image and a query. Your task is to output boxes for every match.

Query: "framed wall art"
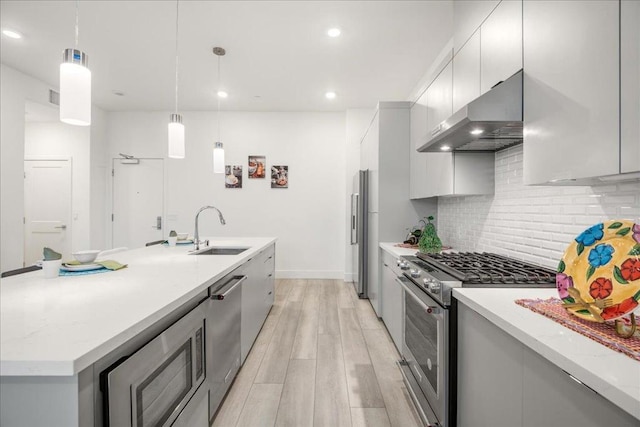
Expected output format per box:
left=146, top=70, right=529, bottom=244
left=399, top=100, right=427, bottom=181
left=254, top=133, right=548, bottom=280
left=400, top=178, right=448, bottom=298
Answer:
left=271, top=165, right=288, bottom=188
left=225, top=165, right=242, bottom=188
left=248, top=155, right=266, bottom=178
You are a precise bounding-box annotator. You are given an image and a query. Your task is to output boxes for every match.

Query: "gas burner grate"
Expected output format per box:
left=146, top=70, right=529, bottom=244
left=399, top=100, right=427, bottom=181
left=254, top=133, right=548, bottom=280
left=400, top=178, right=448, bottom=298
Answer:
left=416, top=252, right=556, bottom=285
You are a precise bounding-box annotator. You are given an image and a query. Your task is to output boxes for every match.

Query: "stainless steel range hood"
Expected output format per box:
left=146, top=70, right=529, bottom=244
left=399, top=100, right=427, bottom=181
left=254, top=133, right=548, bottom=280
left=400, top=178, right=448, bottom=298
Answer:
left=417, top=70, right=523, bottom=152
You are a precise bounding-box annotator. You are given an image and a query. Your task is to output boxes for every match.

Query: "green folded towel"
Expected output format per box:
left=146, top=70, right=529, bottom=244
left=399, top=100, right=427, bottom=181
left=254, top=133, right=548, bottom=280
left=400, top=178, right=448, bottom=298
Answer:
left=65, top=259, right=128, bottom=270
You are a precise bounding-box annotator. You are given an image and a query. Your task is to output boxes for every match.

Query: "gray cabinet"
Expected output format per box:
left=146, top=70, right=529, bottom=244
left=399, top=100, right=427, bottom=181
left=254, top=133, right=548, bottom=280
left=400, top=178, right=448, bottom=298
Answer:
left=380, top=250, right=403, bottom=351
left=523, top=0, right=621, bottom=184
left=480, top=0, right=523, bottom=93
left=621, top=0, right=640, bottom=174
left=241, top=243, right=275, bottom=363
left=457, top=302, right=639, bottom=427
left=416, top=152, right=495, bottom=198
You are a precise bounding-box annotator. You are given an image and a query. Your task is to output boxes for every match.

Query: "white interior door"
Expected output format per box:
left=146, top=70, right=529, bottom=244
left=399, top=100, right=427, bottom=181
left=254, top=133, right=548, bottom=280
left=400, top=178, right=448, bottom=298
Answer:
left=24, top=159, right=72, bottom=266
left=112, top=158, right=164, bottom=249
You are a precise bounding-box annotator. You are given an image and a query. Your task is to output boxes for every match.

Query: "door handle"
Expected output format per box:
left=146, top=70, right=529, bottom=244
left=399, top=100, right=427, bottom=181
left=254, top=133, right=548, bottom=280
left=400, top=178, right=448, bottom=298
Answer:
left=151, top=216, right=162, bottom=230
left=54, top=225, right=67, bottom=230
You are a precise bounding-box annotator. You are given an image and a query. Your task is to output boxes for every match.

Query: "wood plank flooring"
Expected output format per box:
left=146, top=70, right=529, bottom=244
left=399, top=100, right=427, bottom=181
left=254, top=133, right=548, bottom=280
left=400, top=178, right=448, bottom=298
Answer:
left=213, top=279, right=422, bottom=427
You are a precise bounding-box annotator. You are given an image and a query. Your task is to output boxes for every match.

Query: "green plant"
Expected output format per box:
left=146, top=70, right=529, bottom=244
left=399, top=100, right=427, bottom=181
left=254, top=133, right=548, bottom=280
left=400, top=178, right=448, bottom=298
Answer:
left=418, top=216, right=442, bottom=254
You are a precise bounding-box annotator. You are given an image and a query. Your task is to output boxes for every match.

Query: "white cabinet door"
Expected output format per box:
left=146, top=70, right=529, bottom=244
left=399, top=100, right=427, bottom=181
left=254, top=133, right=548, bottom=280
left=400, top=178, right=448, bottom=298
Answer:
left=621, top=0, right=640, bottom=174
left=481, top=0, right=523, bottom=94
left=381, top=252, right=402, bottom=351
left=410, top=92, right=431, bottom=199
left=367, top=212, right=381, bottom=317
left=453, top=30, right=481, bottom=113
left=453, top=0, right=501, bottom=52
left=425, top=153, right=454, bottom=197
left=426, top=60, right=453, bottom=141
left=523, top=0, right=619, bottom=184
left=363, top=113, right=380, bottom=213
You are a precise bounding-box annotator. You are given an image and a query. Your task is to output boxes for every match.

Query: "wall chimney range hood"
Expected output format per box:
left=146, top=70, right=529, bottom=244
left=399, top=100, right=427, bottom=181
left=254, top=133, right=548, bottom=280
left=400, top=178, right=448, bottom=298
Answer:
left=417, top=70, right=523, bottom=152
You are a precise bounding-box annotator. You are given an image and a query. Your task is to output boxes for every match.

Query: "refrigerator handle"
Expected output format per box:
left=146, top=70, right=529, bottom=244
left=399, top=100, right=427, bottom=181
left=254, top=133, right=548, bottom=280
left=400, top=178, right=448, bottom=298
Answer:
left=350, top=194, right=358, bottom=245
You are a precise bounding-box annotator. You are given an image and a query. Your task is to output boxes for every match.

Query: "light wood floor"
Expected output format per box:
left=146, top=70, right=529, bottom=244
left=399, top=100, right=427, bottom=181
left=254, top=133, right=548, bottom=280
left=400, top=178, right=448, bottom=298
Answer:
left=212, top=279, right=422, bottom=427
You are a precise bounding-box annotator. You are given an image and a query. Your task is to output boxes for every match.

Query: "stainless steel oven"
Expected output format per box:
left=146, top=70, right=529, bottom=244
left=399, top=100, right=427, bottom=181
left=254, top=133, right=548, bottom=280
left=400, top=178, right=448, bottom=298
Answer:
left=102, top=302, right=207, bottom=427
left=398, top=276, right=449, bottom=427
left=396, top=252, right=556, bottom=427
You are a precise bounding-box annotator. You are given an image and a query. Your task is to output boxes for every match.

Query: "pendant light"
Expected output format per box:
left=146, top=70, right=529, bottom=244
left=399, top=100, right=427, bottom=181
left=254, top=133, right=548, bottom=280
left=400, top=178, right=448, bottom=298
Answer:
left=212, top=47, right=226, bottom=173
left=168, top=0, right=185, bottom=159
left=60, top=0, right=91, bottom=126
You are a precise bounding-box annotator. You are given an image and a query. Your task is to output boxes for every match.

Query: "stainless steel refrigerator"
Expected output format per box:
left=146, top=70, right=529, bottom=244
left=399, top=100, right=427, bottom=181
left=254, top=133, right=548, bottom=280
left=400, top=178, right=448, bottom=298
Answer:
left=350, top=170, right=368, bottom=298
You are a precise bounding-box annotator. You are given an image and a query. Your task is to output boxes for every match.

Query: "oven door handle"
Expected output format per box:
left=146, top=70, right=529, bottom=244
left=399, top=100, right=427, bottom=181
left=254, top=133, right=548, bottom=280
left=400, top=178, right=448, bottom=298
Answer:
left=396, top=277, right=443, bottom=316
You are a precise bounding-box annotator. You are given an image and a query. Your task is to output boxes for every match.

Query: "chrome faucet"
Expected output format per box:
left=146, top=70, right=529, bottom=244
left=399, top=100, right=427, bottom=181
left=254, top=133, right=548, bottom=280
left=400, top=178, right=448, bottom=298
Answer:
left=194, top=206, right=226, bottom=250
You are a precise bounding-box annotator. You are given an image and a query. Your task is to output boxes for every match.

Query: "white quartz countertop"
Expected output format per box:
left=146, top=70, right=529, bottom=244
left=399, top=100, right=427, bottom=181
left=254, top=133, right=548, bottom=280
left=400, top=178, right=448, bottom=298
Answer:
left=379, top=242, right=418, bottom=258
left=453, top=288, right=640, bottom=420
left=0, top=237, right=276, bottom=377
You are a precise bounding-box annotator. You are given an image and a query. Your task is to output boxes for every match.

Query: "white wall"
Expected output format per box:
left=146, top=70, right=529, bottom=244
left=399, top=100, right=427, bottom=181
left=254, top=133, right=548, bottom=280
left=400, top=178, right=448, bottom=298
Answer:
left=0, top=64, right=107, bottom=271
left=25, top=122, right=91, bottom=253
left=1, top=64, right=52, bottom=271
left=105, top=111, right=346, bottom=278
left=437, top=144, right=640, bottom=269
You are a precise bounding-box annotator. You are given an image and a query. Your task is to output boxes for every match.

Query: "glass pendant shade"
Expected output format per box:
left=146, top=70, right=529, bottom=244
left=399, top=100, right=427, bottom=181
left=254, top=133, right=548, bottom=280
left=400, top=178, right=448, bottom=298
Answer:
left=168, top=114, right=185, bottom=158
left=60, top=49, right=91, bottom=126
left=213, top=142, right=225, bottom=173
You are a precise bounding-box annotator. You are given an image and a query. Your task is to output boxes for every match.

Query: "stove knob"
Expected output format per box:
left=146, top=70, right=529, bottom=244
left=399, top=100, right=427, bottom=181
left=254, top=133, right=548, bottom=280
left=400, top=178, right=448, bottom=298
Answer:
left=396, top=259, right=402, bottom=266
left=428, top=281, right=441, bottom=294
left=410, top=269, right=421, bottom=278
left=400, top=262, right=410, bottom=270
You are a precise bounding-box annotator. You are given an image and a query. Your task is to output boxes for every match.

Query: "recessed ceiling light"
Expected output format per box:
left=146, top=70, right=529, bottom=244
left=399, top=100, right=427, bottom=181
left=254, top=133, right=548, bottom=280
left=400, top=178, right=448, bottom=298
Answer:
left=217, top=91, right=228, bottom=98
left=2, top=29, right=22, bottom=39
left=327, top=28, right=341, bottom=38
left=470, top=129, right=483, bottom=135
left=325, top=91, right=337, bottom=99
left=440, top=145, right=451, bottom=151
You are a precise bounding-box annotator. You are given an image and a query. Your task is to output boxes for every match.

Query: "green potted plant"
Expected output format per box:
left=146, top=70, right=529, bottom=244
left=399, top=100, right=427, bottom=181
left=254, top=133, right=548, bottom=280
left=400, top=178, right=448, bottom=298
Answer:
left=418, top=216, right=443, bottom=254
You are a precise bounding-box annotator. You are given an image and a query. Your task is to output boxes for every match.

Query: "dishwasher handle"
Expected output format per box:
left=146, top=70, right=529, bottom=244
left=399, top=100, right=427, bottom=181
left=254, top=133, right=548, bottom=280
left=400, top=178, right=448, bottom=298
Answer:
left=211, top=275, right=247, bottom=300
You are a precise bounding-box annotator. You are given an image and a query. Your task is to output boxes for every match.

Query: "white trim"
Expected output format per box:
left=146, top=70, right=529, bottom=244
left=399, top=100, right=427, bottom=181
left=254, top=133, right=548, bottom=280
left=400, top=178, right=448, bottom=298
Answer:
left=24, top=155, right=71, bottom=162
left=275, top=270, right=344, bottom=280
left=344, top=272, right=355, bottom=282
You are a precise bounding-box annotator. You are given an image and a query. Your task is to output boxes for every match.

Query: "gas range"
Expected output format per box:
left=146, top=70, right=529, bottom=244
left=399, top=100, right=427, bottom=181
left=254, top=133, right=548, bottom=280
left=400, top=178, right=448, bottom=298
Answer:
left=399, top=252, right=556, bottom=307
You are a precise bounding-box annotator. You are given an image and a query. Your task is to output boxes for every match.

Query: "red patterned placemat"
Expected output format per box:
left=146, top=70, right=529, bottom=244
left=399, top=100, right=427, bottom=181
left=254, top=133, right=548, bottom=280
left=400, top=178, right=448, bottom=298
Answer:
left=515, top=297, right=640, bottom=361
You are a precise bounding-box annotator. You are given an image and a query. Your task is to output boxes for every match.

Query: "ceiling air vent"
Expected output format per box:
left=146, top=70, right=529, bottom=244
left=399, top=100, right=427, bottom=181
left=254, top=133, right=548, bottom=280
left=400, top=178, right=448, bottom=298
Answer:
left=49, top=89, right=60, bottom=106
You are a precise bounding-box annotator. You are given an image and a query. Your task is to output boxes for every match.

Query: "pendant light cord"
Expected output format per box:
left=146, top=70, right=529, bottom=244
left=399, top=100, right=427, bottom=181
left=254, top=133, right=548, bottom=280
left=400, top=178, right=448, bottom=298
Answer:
left=174, top=0, right=180, bottom=114
left=74, top=0, right=79, bottom=48
left=217, top=54, right=221, bottom=141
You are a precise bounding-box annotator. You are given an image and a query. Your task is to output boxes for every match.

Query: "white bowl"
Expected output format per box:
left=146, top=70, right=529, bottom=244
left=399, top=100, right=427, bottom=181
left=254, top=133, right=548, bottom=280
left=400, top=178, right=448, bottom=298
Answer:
left=177, top=232, right=189, bottom=241
left=72, top=250, right=101, bottom=264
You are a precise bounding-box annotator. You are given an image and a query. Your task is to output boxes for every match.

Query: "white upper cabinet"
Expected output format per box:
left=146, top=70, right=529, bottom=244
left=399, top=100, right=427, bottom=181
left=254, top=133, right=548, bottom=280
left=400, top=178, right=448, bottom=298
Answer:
left=621, top=0, right=640, bottom=174
left=523, top=0, right=620, bottom=184
left=453, top=0, right=501, bottom=52
left=453, top=30, right=481, bottom=113
left=410, top=91, right=430, bottom=199
left=480, top=0, right=523, bottom=93
left=426, top=60, right=453, bottom=140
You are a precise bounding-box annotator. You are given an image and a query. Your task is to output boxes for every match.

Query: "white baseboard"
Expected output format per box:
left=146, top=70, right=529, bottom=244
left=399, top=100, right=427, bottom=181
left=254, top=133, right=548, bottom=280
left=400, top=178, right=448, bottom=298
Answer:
left=344, top=272, right=355, bottom=283
left=276, top=270, right=344, bottom=280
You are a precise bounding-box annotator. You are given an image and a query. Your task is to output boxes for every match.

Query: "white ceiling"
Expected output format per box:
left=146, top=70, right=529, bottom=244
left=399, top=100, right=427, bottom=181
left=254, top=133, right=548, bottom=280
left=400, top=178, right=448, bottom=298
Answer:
left=1, top=1, right=453, bottom=112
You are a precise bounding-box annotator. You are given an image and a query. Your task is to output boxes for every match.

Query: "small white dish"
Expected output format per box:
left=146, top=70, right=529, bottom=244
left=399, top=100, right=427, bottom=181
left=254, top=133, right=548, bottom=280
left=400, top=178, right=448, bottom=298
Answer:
left=177, top=232, right=189, bottom=240
left=72, top=250, right=101, bottom=264
left=61, top=263, right=104, bottom=272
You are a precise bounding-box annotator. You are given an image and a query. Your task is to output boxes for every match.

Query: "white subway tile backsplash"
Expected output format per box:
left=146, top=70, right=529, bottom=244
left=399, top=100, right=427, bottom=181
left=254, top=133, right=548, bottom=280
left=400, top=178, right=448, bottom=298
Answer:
left=437, top=144, right=640, bottom=269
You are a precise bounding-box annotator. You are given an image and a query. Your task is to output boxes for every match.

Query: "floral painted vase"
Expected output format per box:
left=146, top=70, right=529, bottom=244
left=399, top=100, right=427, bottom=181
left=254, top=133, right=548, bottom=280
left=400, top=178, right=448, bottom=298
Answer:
left=557, top=220, right=640, bottom=323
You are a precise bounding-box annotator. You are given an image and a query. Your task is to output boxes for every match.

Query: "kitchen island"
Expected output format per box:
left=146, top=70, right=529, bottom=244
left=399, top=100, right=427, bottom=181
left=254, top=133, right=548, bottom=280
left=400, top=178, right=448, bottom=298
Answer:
left=0, top=237, right=276, bottom=426
left=454, top=288, right=640, bottom=426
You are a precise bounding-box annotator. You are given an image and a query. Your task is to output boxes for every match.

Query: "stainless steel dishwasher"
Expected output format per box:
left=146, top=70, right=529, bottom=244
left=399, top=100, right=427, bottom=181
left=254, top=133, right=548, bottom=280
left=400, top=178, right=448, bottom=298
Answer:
left=207, top=272, right=245, bottom=422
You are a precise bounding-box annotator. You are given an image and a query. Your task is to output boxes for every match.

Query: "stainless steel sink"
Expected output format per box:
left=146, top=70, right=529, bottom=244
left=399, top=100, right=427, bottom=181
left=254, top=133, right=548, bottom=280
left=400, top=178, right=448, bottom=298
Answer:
left=191, top=247, right=249, bottom=255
